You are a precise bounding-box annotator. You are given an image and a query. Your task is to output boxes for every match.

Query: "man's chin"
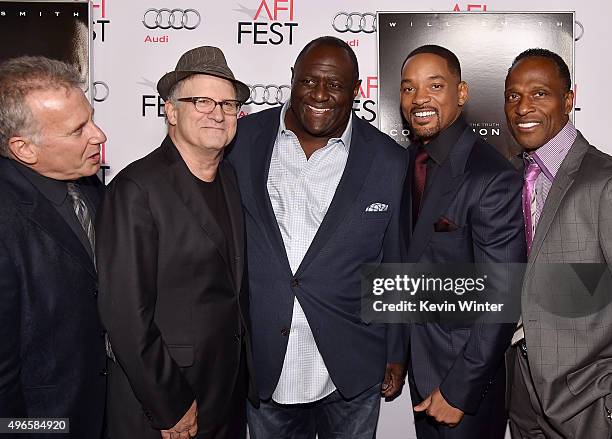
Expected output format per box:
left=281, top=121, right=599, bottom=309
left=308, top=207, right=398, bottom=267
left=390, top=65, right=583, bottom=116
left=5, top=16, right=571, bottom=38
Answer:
left=410, top=127, right=439, bottom=143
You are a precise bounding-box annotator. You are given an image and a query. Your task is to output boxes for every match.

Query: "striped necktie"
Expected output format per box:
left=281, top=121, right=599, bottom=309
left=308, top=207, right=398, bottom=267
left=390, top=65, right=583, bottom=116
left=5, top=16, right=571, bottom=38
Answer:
left=66, top=182, right=95, bottom=253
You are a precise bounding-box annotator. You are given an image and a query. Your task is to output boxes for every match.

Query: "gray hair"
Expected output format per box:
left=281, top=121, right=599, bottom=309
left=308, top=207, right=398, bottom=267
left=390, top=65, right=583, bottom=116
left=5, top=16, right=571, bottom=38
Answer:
left=0, top=56, right=82, bottom=157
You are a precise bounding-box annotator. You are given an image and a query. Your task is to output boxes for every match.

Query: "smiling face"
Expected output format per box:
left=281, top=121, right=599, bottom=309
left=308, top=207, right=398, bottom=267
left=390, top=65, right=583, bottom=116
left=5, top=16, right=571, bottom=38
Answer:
left=165, top=74, right=238, bottom=154
left=504, top=57, right=573, bottom=151
left=400, top=53, right=468, bottom=144
left=25, top=87, right=106, bottom=179
left=285, top=43, right=360, bottom=148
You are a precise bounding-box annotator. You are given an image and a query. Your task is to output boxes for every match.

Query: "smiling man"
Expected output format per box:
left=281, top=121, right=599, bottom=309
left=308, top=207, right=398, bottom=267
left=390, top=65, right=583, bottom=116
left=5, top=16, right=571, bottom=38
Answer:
left=96, top=46, right=256, bottom=439
left=399, top=45, right=525, bottom=438
left=227, top=36, right=408, bottom=438
left=0, top=56, right=107, bottom=437
left=504, top=48, right=612, bottom=439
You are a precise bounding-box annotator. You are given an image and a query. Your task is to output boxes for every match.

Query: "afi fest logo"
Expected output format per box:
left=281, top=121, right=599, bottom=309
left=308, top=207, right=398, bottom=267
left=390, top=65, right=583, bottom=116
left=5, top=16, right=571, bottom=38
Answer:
left=452, top=3, right=487, bottom=11
left=92, top=0, right=109, bottom=42
left=237, top=0, right=298, bottom=45
left=354, top=76, right=377, bottom=123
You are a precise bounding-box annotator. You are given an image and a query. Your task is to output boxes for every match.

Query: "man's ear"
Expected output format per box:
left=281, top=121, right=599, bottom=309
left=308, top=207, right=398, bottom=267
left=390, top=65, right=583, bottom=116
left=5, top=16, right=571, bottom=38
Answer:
left=564, top=90, right=575, bottom=115
left=8, top=135, right=38, bottom=165
left=353, top=79, right=362, bottom=100
left=457, top=81, right=469, bottom=107
left=165, top=101, right=178, bottom=126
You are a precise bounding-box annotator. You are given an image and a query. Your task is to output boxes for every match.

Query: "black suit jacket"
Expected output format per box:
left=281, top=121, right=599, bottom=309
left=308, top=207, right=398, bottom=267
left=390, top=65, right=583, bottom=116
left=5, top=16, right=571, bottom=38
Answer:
left=404, top=122, right=526, bottom=415
left=96, top=136, right=256, bottom=435
left=227, top=107, right=408, bottom=400
left=0, top=158, right=106, bottom=438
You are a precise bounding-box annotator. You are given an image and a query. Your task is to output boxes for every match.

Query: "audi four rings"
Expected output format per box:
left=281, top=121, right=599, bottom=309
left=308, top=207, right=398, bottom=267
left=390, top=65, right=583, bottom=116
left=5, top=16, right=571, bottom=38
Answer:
left=332, top=12, right=376, bottom=33
left=142, top=8, right=201, bottom=30
left=246, top=85, right=291, bottom=106
left=93, top=81, right=110, bottom=103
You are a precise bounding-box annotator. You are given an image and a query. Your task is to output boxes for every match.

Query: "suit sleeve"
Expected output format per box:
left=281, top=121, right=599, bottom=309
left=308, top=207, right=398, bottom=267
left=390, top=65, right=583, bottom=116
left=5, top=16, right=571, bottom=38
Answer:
left=96, top=177, right=194, bottom=430
left=598, top=177, right=612, bottom=274
left=439, top=167, right=526, bottom=414
left=0, top=237, right=26, bottom=416
left=383, top=158, right=410, bottom=364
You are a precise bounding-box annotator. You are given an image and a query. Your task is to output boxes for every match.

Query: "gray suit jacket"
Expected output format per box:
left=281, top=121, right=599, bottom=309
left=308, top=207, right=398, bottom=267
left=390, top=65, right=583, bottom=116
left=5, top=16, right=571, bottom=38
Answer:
left=518, top=131, right=612, bottom=436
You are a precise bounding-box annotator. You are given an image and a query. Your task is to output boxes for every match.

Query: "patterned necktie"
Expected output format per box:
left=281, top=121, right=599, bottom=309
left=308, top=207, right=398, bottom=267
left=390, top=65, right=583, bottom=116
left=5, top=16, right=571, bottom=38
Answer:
left=512, top=156, right=541, bottom=346
left=412, top=146, right=429, bottom=226
left=522, top=157, right=541, bottom=255
left=67, top=182, right=95, bottom=254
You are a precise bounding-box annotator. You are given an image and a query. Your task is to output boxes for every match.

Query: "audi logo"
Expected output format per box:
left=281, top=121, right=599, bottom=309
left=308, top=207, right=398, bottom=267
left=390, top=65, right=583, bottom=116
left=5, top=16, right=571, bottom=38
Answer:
left=142, top=8, right=201, bottom=30
left=93, top=81, right=110, bottom=102
left=246, top=84, right=291, bottom=106
left=332, top=12, right=376, bottom=34
left=575, top=20, right=584, bottom=41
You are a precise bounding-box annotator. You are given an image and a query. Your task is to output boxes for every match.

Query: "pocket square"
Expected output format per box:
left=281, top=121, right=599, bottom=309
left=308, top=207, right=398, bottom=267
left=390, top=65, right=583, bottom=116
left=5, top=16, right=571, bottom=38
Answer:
left=434, top=216, right=459, bottom=232
left=365, top=202, right=388, bottom=212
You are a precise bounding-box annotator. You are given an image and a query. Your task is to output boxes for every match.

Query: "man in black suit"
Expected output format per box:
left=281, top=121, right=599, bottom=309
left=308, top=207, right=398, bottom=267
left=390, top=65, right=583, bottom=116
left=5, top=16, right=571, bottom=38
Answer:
left=400, top=45, right=526, bottom=438
left=227, top=36, right=407, bottom=438
left=96, top=46, right=256, bottom=439
left=0, top=56, right=107, bottom=437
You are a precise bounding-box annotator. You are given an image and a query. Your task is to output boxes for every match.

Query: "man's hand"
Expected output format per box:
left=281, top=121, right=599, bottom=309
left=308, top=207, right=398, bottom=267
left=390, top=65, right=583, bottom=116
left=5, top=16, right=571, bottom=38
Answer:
left=381, top=362, right=405, bottom=398
left=160, top=400, right=198, bottom=439
left=413, top=387, right=464, bottom=427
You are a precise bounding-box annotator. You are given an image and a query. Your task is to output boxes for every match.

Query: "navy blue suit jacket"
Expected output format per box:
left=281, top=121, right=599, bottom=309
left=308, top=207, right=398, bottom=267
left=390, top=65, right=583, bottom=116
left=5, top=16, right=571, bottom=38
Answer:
left=403, top=122, right=526, bottom=416
left=0, top=158, right=106, bottom=438
left=227, top=107, right=408, bottom=400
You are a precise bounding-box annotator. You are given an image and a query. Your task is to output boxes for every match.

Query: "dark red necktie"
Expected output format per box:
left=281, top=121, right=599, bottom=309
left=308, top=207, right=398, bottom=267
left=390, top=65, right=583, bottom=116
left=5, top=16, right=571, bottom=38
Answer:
left=412, top=146, right=428, bottom=226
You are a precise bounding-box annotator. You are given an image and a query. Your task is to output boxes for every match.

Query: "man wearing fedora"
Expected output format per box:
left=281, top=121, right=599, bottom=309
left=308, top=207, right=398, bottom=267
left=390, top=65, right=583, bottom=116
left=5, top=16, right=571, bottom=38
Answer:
left=96, top=46, right=257, bottom=439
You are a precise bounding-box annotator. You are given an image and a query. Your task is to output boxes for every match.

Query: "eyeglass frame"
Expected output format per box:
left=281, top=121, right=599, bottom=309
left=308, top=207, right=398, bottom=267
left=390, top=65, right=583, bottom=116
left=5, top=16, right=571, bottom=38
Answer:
left=175, top=96, right=243, bottom=115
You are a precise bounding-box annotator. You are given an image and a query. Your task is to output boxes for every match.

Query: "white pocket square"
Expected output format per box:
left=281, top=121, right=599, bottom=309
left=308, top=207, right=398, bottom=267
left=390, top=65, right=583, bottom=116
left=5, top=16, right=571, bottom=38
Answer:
left=365, top=202, right=388, bottom=212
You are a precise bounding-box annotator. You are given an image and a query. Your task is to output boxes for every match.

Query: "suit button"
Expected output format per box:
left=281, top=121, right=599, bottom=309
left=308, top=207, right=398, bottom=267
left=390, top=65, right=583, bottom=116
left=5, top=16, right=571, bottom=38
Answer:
left=290, top=279, right=299, bottom=288
left=100, top=330, right=106, bottom=338
left=280, top=327, right=290, bottom=337
left=234, top=333, right=241, bottom=342
left=99, top=369, right=108, bottom=376
left=93, top=290, right=98, bottom=298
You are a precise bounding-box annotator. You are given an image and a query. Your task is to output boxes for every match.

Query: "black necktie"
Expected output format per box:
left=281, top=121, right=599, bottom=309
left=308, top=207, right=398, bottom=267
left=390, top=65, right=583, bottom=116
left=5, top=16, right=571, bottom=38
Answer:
left=412, top=146, right=428, bottom=226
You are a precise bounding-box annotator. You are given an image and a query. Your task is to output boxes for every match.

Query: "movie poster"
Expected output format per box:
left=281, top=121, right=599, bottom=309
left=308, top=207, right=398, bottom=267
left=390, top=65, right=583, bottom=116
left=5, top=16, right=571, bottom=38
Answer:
left=377, top=12, right=574, bottom=157
left=0, top=1, right=90, bottom=97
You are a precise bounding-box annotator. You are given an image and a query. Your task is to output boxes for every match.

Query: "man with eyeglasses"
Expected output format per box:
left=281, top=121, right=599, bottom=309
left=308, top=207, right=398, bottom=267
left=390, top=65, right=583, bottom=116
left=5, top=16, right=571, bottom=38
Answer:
left=96, top=46, right=257, bottom=439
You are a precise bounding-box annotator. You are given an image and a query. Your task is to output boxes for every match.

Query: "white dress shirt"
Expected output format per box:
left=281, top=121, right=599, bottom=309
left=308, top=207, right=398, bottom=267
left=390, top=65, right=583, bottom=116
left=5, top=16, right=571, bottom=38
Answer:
left=268, top=103, right=353, bottom=404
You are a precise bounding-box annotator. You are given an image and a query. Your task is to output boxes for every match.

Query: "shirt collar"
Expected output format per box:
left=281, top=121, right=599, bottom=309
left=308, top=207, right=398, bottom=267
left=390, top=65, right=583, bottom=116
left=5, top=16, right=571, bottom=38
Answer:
left=13, top=161, right=69, bottom=206
left=526, top=121, right=577, bottom=181
left=278, top=101, right=353, bottom=152
left=420, top=115, right=467, bottom=165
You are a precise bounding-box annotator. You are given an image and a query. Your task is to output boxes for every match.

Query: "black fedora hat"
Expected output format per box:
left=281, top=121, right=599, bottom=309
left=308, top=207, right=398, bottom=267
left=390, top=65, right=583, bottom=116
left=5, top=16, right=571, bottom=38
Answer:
left=157, top=46, right=249, bottom=102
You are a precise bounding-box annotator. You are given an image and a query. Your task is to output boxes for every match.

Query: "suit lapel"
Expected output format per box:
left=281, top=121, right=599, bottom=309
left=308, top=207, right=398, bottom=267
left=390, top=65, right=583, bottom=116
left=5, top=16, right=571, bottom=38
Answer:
left=163, top=137, right=230, bottom=267
left=3, top=159, right=98, bottom=278
left=406, top=127, right=475, bottom=262
left=527, top=133, right=589, bottom=267
left=219, top=161, right=244, bottom=293
left=295, top=117, right=375, bottom=276
left=249, top=110, right=293, bottom=273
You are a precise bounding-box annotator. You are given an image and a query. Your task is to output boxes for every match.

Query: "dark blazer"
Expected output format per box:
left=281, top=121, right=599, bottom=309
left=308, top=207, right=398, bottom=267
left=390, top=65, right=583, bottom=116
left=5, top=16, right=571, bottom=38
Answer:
left=226, top=107, right=408, bottom=400
left=509, top=131, right=612, bottom=437
left=403, top=122, right=526, bottom=435
left=96, top=136, right=256, bottom=438
left=0, top=158, right=106, bottom=438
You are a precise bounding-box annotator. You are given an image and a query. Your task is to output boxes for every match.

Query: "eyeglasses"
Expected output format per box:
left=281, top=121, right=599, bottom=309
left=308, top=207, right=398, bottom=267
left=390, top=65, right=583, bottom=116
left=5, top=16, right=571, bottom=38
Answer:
left=176, top=96, right=242, bottom=115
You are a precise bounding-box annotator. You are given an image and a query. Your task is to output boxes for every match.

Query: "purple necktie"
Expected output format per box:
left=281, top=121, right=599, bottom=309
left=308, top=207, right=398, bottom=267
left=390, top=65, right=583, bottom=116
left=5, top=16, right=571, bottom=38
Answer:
left=523, top=159, right=541, bottom=255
